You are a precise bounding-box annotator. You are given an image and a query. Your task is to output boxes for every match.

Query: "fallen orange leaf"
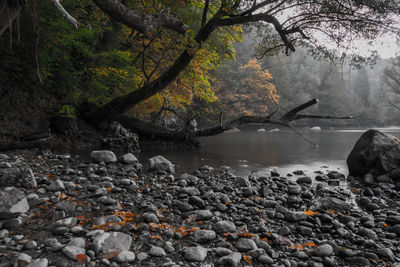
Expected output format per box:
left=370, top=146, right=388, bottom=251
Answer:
left=76, top=254, right=88, bottom=264
left=304, top=210, right=319, bottom=216
left=243, top=254, right=252, bottom=264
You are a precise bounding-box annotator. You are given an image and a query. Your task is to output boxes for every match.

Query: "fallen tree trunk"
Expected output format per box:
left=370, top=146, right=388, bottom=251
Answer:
left=115, top=98, right=354, bottom=146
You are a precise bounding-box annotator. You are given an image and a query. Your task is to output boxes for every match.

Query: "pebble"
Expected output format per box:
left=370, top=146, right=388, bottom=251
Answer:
left=235, top=238, right=257, bottom=252
left=313, top=244, right=333, bottom=257
left=185, top=246, right=208, bottom=262
left=116, top=251, right=136, bottom=262
left=149, top=246, right=166, bottom=257
left=2, top=151, right=400, bottom=267
left=213, top=220, right=236, bottom=233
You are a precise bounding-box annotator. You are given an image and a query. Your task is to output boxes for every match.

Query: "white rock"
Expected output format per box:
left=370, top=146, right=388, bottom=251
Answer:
left=92, top=231, right=132, bottom=254
left=116, top=251, right=136, bottom=263
left=62, top=246, right=86, bottom=260
left=310, top=126, right=322, bottom=131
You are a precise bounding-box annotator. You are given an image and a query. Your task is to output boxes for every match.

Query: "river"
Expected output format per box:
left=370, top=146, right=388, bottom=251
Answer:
left=140, top=127, right=400, bottom=177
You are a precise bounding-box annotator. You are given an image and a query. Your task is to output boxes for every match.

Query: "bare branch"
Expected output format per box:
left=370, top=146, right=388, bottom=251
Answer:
left=388, top=101, right=400, bottom=111
left=93, top=0, right=187, bottom=34
left=285, top=123, right=318, bottom=148
left=48, top=0, right=79, bottom=29
left=241, top=0, right=278, bottom=16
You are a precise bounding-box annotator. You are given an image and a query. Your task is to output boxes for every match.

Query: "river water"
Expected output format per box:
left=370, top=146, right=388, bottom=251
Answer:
left=140, top=127, right=400, bottom=177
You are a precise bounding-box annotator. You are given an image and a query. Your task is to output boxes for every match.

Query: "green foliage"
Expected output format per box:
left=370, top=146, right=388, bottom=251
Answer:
left=58, top=105, right=76, bottom=119
left=0, top=0, right=242, bottom=116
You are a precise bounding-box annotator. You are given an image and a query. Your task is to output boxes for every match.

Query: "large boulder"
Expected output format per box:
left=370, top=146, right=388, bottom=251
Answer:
left=347, top=130, right=400, bottom=177
left=0, top=187, right=29, bottom=218
left=0, top=167, right=37, bottom=189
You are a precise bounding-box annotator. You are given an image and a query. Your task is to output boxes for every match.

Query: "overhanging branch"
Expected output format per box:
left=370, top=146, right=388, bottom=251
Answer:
left=93, top=0, right=188, bottom=34
left=49, top=0, right=79, bottom=29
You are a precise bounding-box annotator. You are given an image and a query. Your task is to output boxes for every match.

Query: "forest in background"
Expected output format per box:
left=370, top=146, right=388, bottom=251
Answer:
left=1, top=0, right=400, bottom=136
left=198, top=32, right=400, bottom=128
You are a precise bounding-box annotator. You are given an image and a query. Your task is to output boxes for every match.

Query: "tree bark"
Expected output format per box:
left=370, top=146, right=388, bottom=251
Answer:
left=93, top=0, right=187, bottom=34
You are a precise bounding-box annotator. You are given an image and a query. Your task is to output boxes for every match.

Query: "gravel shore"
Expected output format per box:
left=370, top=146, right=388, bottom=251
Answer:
left=0, top=149, right=399, bottom=266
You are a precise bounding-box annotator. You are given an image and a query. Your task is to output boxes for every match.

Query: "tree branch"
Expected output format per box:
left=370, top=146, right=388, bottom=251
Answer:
left=201, top=0, right=209, bottom=27
left=48, top=0, right=79, bottom=29
left=93, top=0, right=188, bottom=34
left=194, top=98, right=354, bottom=137
left=388, top=101, right=400, bottom=111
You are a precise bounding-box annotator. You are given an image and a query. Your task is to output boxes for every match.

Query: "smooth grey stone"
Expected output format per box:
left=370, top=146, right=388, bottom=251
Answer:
left=116, top=251, right=136, bottom=263
left=194, top=230, right=216, bottom=242
left=149, top=246, right=166, bottom=257
left=235, top=238, right=257, bottom=252
left=313, top=244, right=333, bottom=257
left=91, top=150, right=117, bottom=163
left=119, top=153, right=138, bottom=164
left=377, top=247, right=395, bottom=261
left=92, top=231, right=132, bottom=254
left=47, top=179, right=65, bottom=191
left=184, top=246, right=207, bottom=262
left=296, top=176, right=312, bottom=184
left=218, top=252, right=241, bottom=267
left=214, top=220, right=236, bottom=233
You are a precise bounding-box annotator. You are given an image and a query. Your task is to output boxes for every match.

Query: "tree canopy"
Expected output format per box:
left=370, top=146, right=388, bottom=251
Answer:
left=1, top=0, right=400, bottom=125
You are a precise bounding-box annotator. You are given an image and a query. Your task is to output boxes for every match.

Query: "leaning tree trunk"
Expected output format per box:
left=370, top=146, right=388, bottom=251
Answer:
left=83, top=16, right=219, bottom=124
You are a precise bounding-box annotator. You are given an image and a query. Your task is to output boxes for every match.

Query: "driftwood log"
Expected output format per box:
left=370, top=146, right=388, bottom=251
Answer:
left=116, top=98, right=354, bottom=146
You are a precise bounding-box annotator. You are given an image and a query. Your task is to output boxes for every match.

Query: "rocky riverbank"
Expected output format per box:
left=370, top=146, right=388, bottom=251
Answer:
left=0, top=149, right=400, bottom=267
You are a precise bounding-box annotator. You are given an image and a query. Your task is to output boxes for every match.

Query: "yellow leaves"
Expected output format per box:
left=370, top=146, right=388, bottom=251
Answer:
left=243, top=254, right=252, bottom=264
left=304, top=210, right=319, bottom=216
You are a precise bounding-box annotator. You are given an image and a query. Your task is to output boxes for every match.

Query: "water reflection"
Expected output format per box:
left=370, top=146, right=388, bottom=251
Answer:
left=140, top=128, right=400, bottom=176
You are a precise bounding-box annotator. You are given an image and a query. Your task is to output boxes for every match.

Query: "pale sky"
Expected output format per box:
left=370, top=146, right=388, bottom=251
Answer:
left=351, top=34, right=399, bottom=59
